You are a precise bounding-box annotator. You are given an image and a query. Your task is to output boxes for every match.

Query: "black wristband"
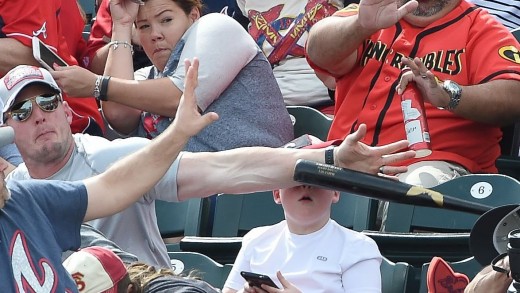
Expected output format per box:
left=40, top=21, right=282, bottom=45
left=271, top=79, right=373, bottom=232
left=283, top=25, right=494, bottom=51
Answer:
left=98, top=76, right=111, bottom=101
left=325, top=146, right=335, bottom=165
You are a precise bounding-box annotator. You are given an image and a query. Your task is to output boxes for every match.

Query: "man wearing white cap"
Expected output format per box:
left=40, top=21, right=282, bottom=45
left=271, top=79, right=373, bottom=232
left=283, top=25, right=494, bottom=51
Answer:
left=0, top=62, right=414, bottom=271
left=0, top=60, right=215, bottom=291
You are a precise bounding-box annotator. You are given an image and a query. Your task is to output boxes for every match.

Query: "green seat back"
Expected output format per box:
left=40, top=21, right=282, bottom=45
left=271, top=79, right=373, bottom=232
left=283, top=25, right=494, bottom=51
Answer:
left=169, top=251, right=231, bottom=289
left=155, top=198, right=209, bottom=239
left=381, top=257, right=412, bottom=293
left=286, top=105, right=332, bottom=141
left=384, top=174, right=520, bottom=232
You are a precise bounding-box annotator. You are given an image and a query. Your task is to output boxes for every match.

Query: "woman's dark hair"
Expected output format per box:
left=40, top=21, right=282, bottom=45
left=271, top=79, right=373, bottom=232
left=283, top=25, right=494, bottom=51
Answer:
left=142, top=0, right=204, bottom=15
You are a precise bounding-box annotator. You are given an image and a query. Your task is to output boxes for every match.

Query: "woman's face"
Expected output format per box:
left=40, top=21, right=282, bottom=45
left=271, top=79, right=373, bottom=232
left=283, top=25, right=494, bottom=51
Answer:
left=136, top=0, right=200, bottom=71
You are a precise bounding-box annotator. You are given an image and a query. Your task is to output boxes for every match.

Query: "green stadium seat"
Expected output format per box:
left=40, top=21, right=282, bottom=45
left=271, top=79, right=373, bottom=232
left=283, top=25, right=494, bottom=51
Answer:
left=381, top=257, right=413, bottom=293
left=384, top=174, right=520, bottom=233
left=168, top=251, right=232, bottom=289
left=286, top=105, right=332, bottom=141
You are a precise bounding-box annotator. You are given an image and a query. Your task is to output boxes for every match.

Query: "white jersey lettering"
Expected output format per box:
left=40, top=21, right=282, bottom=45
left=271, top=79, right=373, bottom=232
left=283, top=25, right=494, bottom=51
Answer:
left=11, top=232, right=56, bottom=292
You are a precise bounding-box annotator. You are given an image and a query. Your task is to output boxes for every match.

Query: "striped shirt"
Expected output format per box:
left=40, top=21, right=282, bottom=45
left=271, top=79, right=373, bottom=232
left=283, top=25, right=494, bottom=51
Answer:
left=470, top=0, right=520, bottom=30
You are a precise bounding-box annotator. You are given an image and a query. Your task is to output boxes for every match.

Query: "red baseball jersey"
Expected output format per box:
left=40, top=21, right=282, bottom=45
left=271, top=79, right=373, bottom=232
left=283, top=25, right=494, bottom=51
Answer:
left=0, top=0, right=104, bottom=134
left=81, top=0, right=112, bottom=69
left=310, top=1, right=520, bottom=173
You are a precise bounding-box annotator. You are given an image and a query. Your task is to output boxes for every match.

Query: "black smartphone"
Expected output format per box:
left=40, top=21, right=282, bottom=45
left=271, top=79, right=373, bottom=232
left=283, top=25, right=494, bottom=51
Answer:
left=32, top=36, right=68, bottom=71
left=240, top=271, right=279, bottom=289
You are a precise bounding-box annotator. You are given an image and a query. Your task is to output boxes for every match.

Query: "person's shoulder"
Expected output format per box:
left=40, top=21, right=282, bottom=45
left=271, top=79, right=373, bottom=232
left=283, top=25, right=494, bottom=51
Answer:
left=74, top=133, right=151, bottom=170
left=7, top=163, right=30, bottom=180
left=329, top=220, right=378, bottom=247
left=460, top=0, right=500, bottom=23
left=8, top=178, right=82, bottom=194
left=75, top=133, right=149, bottom=154
left=73, top=133, right=110, bottom=146
left=243, top=221, right=286, bottom=242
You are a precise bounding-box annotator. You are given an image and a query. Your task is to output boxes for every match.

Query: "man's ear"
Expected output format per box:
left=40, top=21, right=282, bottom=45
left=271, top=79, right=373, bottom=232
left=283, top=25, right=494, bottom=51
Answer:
left=273, top=190, right=282, bottom=204
left=61, top=101, right=73, bottom=124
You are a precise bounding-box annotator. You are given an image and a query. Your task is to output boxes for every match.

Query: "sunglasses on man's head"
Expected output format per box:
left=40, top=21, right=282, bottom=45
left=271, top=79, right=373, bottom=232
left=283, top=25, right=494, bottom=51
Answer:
left=5, top=93, right=62, bottom=122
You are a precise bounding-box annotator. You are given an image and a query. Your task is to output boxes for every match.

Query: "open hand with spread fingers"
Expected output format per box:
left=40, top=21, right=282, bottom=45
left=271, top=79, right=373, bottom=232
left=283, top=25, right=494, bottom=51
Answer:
left=334, top=124, right=416, bottom=177
left=358, top=0, right=418, bottom=31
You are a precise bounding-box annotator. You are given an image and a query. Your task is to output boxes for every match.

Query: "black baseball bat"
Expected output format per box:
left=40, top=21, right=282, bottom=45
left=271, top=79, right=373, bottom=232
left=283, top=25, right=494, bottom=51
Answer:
left=293, top=159, right=492, bottom=215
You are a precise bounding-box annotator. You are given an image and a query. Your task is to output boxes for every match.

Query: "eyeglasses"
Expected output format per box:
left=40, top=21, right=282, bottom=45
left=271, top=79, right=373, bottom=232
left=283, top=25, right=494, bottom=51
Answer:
left=5, top=93, right=62, bottom=122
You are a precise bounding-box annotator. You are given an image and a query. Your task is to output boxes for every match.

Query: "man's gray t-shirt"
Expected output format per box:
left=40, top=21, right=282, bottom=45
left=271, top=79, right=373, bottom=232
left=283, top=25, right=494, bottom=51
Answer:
left=7, top=134, right=181, bottom=268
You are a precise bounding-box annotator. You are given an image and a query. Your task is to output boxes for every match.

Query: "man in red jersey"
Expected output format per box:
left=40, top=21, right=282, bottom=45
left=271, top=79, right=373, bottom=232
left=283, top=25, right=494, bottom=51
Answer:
left=0, top=0, right=104, bottom=135
left=306, top=0, right=520, bottom=187
left=306, top=0, right=520, bottom=229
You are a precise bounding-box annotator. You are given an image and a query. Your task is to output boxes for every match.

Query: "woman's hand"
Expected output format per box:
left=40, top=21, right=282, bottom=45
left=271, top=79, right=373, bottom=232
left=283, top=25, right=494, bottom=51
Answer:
left=109, top=0, right=140, bottom=27
left=51, top=65, right=98, bottom=98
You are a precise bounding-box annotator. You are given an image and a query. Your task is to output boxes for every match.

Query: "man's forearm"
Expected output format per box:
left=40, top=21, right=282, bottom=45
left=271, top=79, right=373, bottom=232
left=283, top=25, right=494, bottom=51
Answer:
left=306, top=15, right=374, bottom=76
left=452, top=79, right=520, bottom=125
left=177, top=147, right=326, bottom=201
left=0, top=38, right=40, bottom=75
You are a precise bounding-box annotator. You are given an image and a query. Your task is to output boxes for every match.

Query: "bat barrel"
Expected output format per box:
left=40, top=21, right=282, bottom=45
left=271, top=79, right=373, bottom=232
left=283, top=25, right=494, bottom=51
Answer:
left=293, top=159, right=492, bottom=215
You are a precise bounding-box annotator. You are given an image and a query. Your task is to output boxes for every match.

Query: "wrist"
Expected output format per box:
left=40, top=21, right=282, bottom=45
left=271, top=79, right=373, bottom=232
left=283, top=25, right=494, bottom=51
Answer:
left=439, top=80, right=462, bottom=111
left=438, top=83, right=451, bottom=108
left=325, top=146, right=337, bottom=166
left=113, top=22, right=134, bottom=31
left=93, top=75, right=111, bottom=101
left=355, top=15, right=380, bottom=36
left=107, top=41, right=134, bottom=55
left=111, top=25, right=133, bottom=41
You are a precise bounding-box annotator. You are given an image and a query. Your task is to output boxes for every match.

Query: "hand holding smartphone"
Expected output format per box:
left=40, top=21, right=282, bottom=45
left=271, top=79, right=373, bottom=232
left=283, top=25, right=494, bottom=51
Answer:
left=240, top=271, right=279, bottom=289
left=32, top=37, right=68, bottom=71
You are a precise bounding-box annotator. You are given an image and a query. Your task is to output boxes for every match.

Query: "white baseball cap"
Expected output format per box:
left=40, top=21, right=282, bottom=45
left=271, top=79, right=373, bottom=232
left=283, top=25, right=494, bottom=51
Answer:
left=63, top=246, right=128, bottom=293
left=0, top=65, right=61, bottom=115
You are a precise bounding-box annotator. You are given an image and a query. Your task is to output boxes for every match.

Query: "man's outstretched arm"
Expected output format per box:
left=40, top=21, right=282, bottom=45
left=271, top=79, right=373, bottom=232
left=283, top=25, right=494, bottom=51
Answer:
left=177, top=125, right=416, bottom=201
left=83, top=58, right=218, bottom=221
left=306, top=0, right=418, bottom=77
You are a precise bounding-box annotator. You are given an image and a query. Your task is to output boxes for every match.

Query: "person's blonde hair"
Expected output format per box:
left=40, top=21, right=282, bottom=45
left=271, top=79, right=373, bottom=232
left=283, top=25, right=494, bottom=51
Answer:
left=126, top=262, right=202, bottom=292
